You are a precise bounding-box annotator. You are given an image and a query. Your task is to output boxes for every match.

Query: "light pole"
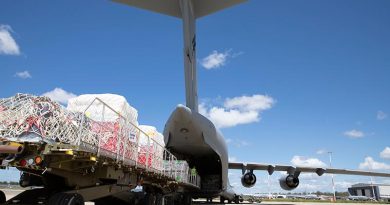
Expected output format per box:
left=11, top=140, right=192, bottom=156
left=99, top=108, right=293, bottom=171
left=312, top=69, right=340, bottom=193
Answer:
left=366, top=156, right=377, bottom=201
left=370, top=175, right=376, bottom=200
left=268, top=175, right=271, bottom=199
left=328, top=152, right=336, bottom=202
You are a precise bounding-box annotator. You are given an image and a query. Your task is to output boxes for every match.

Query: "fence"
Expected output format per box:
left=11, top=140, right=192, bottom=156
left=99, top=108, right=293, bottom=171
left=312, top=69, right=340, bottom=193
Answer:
left=0, top=94, right=199, bottom=186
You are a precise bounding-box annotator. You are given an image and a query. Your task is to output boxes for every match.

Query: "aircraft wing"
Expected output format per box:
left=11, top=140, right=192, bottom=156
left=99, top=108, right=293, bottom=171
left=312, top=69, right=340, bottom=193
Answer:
left=229, top=162, right=390, bottom=177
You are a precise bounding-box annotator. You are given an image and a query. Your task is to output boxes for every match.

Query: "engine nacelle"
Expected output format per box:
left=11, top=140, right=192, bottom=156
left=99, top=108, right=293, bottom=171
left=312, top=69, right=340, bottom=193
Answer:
left=241, top=172, right=256, bottom=188
left=279, top=174, right=299, bottom=191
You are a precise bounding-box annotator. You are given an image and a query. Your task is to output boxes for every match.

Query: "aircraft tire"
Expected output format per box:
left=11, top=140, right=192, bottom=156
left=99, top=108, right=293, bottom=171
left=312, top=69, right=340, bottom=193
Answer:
left=163, top=196, right=174, bottom=205
left=155, top=193, right=163, bottom=205
left=143, top=193, right=156, bottom=205
left=220, top=196, right=225, bottom=203
left=94, top=196, right=134, bottom=205
left=47, top=193, right=84, bottom=205
left=183, top=195, right=192, bottom=205
left=0, top=190, right=6, bottom=204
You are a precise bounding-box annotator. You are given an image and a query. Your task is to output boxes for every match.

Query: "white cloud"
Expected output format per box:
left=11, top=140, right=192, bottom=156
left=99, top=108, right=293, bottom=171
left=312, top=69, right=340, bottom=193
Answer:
left=200, top=49, right=242, bottom=69
left=200, top=50, right=228, bottom=69
left=0, top=25, right=20, bottom=55
left=335, top=181, right=353, bottom=189
left=206, top=107, right=259, bottom=128
left=15, top=71, right=31, bottom=79
left=299, top=173, right=321, bottom=180
left=199, top=94, right=275, bottom=128
left=359, top=156, right=390, bottom=170
left=377, top=111, right=387, bottom=120
left=42, top=88, right=77, bottom=105
left=316, top=149, right=327, bottom=155
left=227, top=138, right=250, bottom=148
left=224, top=95, right=274, bottom=111
left=229, top=157, right=237, bottom=162
left=225, top=138, right=232, bottom=144
left=343, top=129, right=365, bottom=138
left=234, top=140, right=249, bottom=148
left=198, top=103, right=208, bottom=117
left=380, top=147, right=390, bottom=160
left=291, top=156, right=327, bottom=167
left=296, top=183, right=321, bottom=191
left=383, top=179, right=390, bottom=184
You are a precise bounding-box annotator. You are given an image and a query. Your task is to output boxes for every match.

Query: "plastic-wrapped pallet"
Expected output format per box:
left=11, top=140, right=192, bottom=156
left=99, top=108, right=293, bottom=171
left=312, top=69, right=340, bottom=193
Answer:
left=0, top=93, right=141, bottom=162
left=67, top=94, right=138, bottom=124
left=0, top=94, right=96, bottom=145
left=67, top=94, right=139, bottom=154
left=138, top=125, right=165, bottom=170
left=175, top=160, right=189, bottom=182
left=163, top=160, right=189, bottom=182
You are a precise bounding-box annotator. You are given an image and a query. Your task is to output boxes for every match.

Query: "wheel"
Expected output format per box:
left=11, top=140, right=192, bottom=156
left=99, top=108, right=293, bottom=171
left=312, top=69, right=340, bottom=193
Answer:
left=164, top=196, right=174, bottom=205
left=155, top=193, right=163, bottom=205
left=0, top=190, right=6, bottom=204
left=43, top=173, right=68, bottom=192
left=19, top=172, right=44, bottom=187
left=143, top=193, right=156, bottom=205
left=220, top=196, right=225, bottom=203
left=234, top=196, right=240, bottom=204
left=47, top=193, right=84, bottom=205
left=94, top=196, right=134, bottom=205
left=182, top=195, right=192, bottom=205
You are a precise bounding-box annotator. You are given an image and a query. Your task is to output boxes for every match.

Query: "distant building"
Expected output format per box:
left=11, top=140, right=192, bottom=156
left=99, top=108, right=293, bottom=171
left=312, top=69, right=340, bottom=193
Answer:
left=348, top=183, right=390, bottom=201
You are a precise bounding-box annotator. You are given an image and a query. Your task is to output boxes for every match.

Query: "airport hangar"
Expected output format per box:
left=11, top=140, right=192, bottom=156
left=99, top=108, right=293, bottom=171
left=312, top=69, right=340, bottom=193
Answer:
left=348, top=183, right=390, bottom=201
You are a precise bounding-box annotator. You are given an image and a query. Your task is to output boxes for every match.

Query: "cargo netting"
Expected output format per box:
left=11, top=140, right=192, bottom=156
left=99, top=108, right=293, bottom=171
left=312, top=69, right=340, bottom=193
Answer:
left=0, top=94, right=198, bottom=185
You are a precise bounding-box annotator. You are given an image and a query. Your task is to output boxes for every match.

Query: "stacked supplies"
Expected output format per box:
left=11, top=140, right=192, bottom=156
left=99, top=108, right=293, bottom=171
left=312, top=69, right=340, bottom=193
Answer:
left=0, top=93, right=191, bottom=175
left=0, top=93, right=140, bottom=156
left=138, top=125, right=165, bottom=170
left=67, top=94, right=139, bottom=155
left=0, top=94, right=96, bottom=145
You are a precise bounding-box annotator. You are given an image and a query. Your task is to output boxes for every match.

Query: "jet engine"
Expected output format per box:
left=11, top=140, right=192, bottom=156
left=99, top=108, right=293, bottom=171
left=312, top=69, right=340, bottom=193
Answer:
left=241, top=172, right=256, bottom=188
left=279, top=174, right=299, bottom=191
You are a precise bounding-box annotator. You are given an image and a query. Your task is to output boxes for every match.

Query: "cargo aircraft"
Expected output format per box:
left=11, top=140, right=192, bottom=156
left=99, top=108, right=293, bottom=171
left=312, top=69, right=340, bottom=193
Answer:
left=114, top=0, right=390, bottom=204
left=1, top=1, right=389, bottom=205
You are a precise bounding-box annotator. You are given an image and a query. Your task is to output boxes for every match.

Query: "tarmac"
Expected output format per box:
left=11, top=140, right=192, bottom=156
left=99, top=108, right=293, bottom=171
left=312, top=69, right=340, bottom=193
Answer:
left=1, top=189, right=384, bottom=205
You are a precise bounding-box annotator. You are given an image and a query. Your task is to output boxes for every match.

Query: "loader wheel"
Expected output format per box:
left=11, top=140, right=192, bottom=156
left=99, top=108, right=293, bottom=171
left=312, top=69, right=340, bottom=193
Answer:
left=220, top=196, right=225, bottom=203
left=47, top=193, right=84, bottom=205
left=0, top=190, right=6, bottom=204
left=143, top=193, right=156, bottom=205
left=234, top=195, right=240, bottom=204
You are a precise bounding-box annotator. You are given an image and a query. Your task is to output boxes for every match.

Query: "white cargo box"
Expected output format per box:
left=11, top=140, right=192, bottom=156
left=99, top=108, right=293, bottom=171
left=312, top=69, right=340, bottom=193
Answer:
left=138, top=125, right=165, bottom=170
left=67, top=94, right=138, bottom=124
left=139, top=125, right=164, bottom=146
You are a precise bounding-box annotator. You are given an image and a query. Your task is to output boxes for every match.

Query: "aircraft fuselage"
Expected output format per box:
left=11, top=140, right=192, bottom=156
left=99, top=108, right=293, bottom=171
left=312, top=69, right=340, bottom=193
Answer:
left=164, top=105, right=231, bottom=198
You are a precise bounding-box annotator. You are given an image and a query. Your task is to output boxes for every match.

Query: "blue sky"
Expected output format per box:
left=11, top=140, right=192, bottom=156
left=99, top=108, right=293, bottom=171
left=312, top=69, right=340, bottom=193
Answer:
left=1, top=0, right=390, bottom=193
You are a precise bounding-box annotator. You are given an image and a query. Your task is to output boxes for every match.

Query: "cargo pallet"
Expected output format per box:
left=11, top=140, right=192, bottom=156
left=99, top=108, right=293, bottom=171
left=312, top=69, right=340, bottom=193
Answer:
left=0, top=96, right=200, bottom=204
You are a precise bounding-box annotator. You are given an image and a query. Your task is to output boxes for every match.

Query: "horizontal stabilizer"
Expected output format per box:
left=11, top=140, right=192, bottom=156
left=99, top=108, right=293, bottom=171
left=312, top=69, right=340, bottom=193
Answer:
left=112, top=0, right=247, bottom=19
left=113, top=0, right=181, bottom=18
left=193, top=0, right=247, bottom=18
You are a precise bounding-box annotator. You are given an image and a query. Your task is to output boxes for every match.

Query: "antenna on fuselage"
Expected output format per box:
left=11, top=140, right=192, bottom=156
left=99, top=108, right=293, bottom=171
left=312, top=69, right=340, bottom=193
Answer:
left=113, top=0, right=246, bottom=112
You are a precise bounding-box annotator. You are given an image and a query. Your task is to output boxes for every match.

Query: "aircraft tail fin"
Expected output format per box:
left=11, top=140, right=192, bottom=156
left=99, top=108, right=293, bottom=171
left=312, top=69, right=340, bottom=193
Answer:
left=112, top=0, right=246, bottom=19
left=113, top=0, right=246, bottom=112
